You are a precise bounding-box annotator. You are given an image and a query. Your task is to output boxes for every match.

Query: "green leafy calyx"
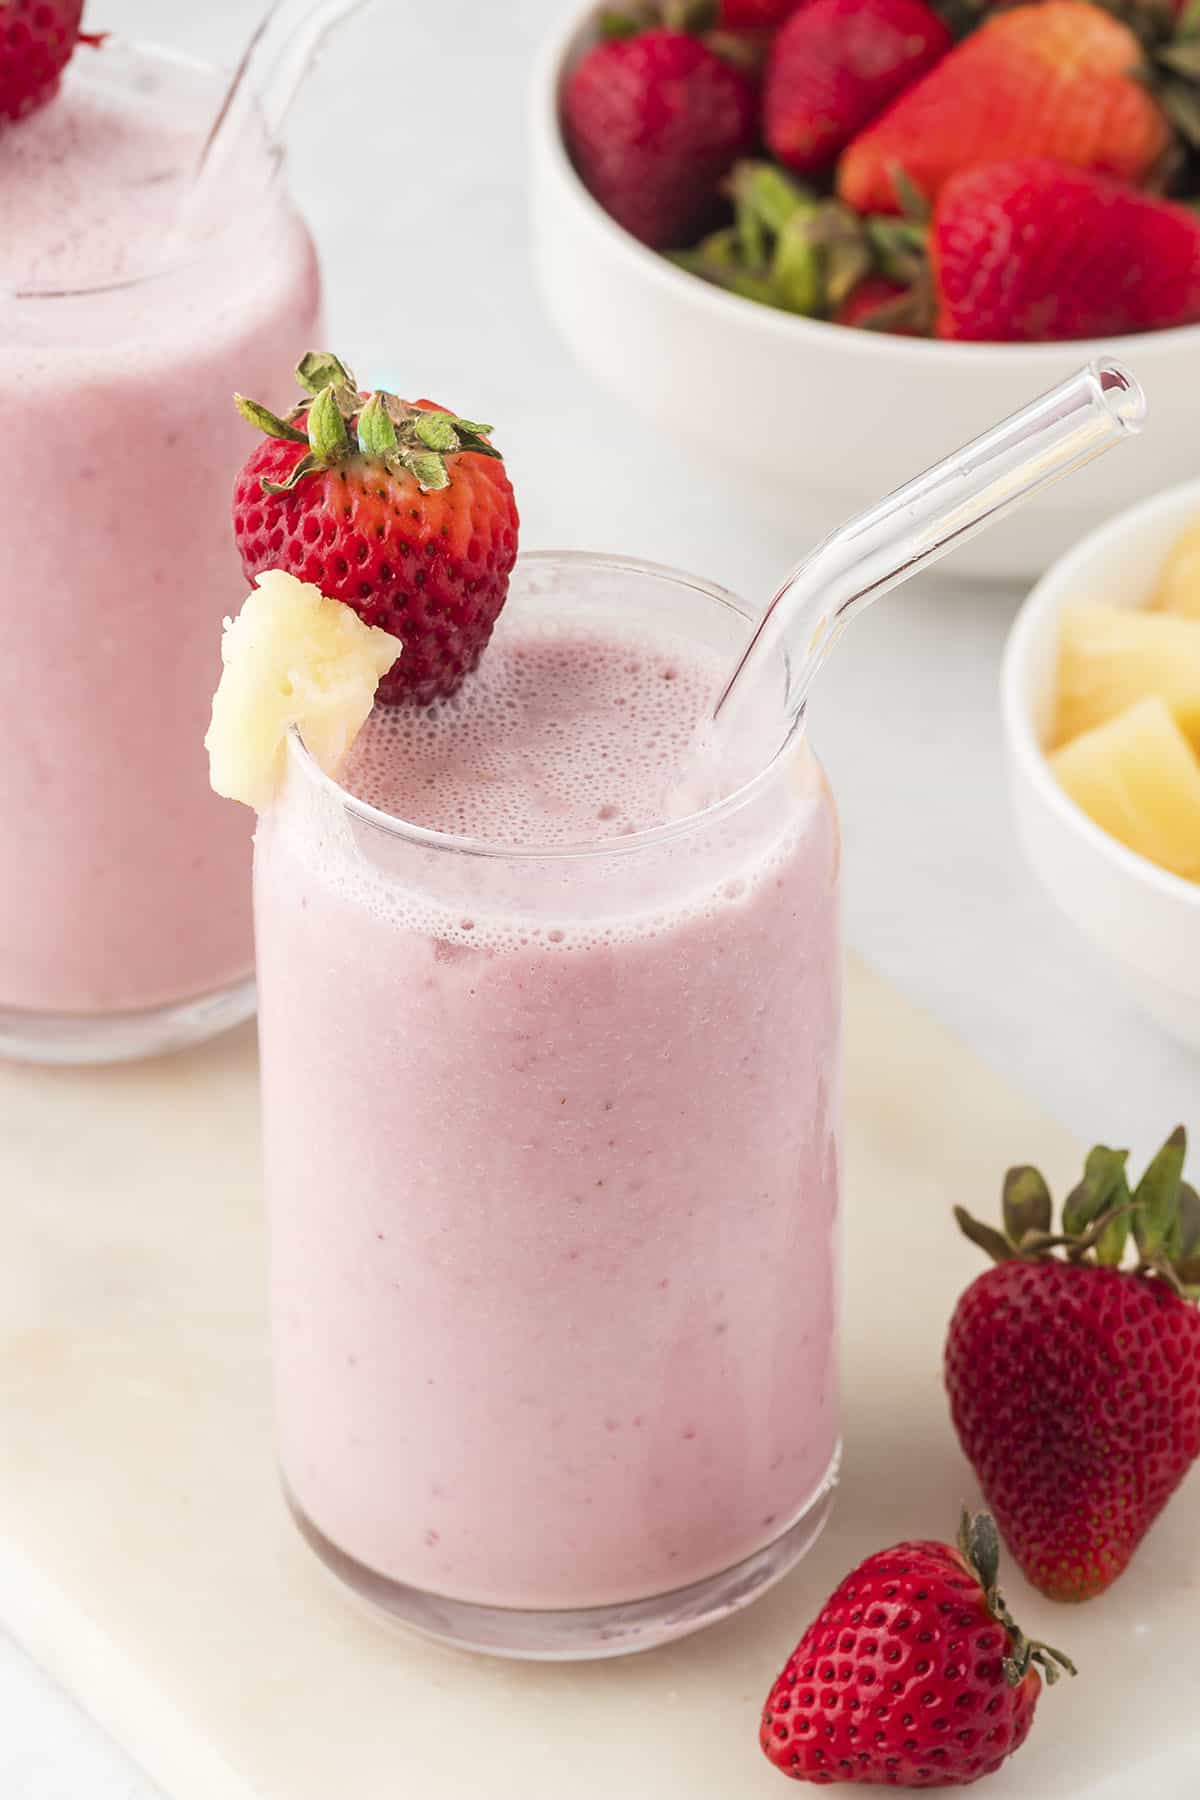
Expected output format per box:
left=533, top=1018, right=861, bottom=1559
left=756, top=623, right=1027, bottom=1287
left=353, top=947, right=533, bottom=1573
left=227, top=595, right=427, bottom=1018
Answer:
left=956, top=1510, right=1076, bottom=1689
left=670, top=160, right=933, bottom=333
left=597, top=0, right=716, bottom=37
left=954, top=1127, right=1199, bottom=1298
left=235, top=351, right=503, bottom=498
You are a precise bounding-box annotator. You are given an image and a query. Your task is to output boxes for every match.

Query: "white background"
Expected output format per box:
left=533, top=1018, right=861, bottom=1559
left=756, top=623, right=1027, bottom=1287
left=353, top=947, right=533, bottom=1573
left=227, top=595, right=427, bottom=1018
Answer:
left=5, top=0, right=1196, bottom=1791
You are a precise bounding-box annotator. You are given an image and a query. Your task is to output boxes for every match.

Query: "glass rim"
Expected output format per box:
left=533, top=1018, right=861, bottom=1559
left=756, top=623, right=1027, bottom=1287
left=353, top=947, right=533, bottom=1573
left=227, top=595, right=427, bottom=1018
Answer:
left=3, top=38, right=284, bottom=302
left=289, top=549, right=802, bottom=865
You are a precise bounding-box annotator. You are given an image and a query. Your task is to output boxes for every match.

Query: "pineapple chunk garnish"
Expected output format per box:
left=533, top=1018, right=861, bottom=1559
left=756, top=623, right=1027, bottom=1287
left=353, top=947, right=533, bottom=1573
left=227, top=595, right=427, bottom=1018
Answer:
left=1054, top=605, right=1200, bottom=753
left=205, top=570, right=401, bottom=810
left=1153, top=516, right=1200, bottom=619
left=1051, top=695, right=1200, bottom=882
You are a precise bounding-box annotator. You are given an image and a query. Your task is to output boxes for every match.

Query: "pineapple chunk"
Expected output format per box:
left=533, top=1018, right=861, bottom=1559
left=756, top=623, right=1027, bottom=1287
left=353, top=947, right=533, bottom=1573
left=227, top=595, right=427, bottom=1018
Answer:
left=1050, top=695, right=1200, bottom=882
left=1054, top=605, right=1200, bottom=753
left=1153, top=515, right=1200, bottom=618
left=205, top=570, right=401, bottom=810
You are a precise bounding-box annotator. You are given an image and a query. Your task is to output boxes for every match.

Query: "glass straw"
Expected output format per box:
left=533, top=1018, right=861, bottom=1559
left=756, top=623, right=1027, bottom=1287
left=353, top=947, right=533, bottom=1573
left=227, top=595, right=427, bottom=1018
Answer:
left=176, top=0, right=368, bottom=239
left=713, top=361, right=1146, bottom=756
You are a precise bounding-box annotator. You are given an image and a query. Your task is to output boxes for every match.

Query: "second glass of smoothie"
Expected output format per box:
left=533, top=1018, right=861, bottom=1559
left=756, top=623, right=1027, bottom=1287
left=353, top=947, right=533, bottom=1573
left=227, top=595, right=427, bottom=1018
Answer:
left=255, top=553, right=842, bottom=1657
left=0, top=38, right=321, bottom=1062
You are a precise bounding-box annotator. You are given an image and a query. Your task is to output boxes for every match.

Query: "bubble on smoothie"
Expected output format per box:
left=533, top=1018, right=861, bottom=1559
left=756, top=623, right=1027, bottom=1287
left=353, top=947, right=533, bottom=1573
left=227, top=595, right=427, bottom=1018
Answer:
left=285, top=619, right=818, bottom=956
left=0, top=88, right=198, bottom=291
left=341, top=624, right=727, bottom=848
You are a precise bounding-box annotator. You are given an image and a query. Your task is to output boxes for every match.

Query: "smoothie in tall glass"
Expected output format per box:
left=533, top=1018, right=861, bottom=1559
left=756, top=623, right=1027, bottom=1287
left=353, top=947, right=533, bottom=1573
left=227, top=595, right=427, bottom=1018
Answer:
left=253, top=557, right=842, bottom=1655
left=0, top=41, right=321, bottom=1060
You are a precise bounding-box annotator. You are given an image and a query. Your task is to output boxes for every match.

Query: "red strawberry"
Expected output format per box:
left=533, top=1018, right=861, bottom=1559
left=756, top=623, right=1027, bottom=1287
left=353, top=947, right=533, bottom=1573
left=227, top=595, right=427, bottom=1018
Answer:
left=946, top=1129, right=1200, bottom=1601
left=834, top=273, right=923, bottom=332
left=837, top=1, right=1169, bottom=215
left=232, top=352, right=519, bottom=707
left=0, top=0, right=99, bottom=122
left=761, top=1511, right=1074, bottom=1787
left=932, top=159, right=1200, bottom=341
left=563, top=27, right=757, bottom=249
left=765, top=0, right=950, bottom=175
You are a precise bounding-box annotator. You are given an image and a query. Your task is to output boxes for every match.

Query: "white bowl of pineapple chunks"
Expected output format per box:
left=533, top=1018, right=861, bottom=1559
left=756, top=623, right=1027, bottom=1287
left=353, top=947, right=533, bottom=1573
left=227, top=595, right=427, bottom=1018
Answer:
left=1003, top=478, right=1200, bottom=1051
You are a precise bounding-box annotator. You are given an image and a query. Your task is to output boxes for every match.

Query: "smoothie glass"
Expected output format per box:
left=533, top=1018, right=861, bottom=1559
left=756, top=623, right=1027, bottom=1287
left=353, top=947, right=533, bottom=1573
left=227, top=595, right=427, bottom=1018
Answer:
left=255, top=553, right=842, bottom=1658
left=0, top=40, right=321, bottom=1063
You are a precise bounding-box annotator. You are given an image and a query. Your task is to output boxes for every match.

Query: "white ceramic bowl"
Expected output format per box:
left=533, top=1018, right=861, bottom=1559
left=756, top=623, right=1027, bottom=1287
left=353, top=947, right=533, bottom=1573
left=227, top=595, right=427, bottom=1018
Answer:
left=530, top=7, right=1200, bottom=582
left=1002, top=478, right=1200, bottom=1050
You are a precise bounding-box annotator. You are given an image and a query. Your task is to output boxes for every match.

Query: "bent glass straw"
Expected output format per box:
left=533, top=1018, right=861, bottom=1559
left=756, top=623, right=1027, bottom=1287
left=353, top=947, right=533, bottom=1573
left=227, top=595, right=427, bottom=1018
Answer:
left=713, top=361, right=1147, bottom=753
left=182, top=0, right=368, bottom=226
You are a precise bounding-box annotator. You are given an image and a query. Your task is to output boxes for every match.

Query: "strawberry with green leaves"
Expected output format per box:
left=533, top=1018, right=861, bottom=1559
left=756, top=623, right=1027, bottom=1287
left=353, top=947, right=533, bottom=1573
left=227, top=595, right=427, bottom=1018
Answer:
left=232, top=353, right=519, bottom=708
left=946, top=1127, right=1200, bottom=1602
left=761, top=1510, right=1074, bottom=1787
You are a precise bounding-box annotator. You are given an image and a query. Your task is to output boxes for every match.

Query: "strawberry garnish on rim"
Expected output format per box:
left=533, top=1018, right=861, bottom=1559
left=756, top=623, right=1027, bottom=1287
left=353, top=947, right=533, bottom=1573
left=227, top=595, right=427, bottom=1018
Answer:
left=232, top=352, right=519, bottom=708
left=946, top=1127, right=1200, bottom=1602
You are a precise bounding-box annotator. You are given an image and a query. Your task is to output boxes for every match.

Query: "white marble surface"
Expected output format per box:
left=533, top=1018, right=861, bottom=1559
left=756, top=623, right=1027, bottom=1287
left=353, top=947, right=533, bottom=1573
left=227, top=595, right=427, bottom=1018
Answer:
left=8, top=966, right=1197, bottom=1800
left=5, top=0, right=1197, bottom=1793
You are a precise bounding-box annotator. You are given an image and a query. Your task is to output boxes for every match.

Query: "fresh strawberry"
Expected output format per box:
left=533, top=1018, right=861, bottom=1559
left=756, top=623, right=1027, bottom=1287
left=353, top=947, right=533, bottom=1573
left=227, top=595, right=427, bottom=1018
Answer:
left=765, top=0, right=950, bottom=176
left=231, top=352, right=519, bottom=708
left=761, top=1510, right=1074, bottom=1787
left=932, top=159, right=1200, bottom=340
left=834, top=272, right=923, bottom=331
left=0, top=0, right=99, bottom=122
left=563, top=27, right=758, bottom=248
left=946, top=1129, right=1200, bottom=1602
left=837, top=1, right=1169, bottom=215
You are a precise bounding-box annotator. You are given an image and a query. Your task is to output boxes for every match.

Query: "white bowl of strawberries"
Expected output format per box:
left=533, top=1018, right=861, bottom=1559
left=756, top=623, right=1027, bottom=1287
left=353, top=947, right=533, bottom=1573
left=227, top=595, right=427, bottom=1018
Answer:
left=530, top=0, right=1200, bottom=581
left=1002, top=476, right=1200, bottom=1050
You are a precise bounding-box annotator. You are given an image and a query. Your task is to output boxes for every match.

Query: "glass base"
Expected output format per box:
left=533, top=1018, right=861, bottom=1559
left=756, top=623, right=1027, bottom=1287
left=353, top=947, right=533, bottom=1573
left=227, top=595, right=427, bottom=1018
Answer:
left=0, top=974, right=256, bottom=1066
left=287, top=1446, right=840, bottom=1661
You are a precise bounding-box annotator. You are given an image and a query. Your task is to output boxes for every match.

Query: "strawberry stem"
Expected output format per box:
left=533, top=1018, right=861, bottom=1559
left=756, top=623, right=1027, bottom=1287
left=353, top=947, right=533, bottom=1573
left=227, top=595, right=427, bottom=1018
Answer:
left=956, top=1510, right=1077, bottom=1689
left=1132, top=1126, right=1186, bottom=1261
left=307, top=384, right=352, bottom=463
left=356, top=390, right=398, bottom=458
left=234, top=395, right=307, bottom=445
left=295, top=350, right=358, bottom=403
left=1002, top=1167, right=1052, bottom=1246
left=954, top=1129, right=1197, bottom=1297
left=235, top=353, right=507, bottom=500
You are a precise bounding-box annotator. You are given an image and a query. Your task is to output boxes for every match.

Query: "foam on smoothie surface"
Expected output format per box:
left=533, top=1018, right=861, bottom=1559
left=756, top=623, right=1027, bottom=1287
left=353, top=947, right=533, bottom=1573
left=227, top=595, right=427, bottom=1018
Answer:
left=342, top=622, right=727, bottom=848
left=0, top=87, right=195, bottom=289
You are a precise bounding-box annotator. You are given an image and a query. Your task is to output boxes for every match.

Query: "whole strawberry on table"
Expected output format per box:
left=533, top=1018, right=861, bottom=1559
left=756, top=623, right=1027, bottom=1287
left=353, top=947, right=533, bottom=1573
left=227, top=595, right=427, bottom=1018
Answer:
left=757, top=1125, right=1200, bottom=1789
left=946, top=1127, right=1200, bottom=1603
left=761, top=1509, right=1074, bottom=1787
left=563, top=0, right=1200, bottom=340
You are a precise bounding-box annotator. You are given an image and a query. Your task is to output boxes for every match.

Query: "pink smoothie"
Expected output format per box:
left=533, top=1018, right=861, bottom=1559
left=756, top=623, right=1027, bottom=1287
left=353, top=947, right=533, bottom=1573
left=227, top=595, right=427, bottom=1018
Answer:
left=0, top=48, right=320, bottom=1021
left=255, top=595, right=841, bottom=1614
